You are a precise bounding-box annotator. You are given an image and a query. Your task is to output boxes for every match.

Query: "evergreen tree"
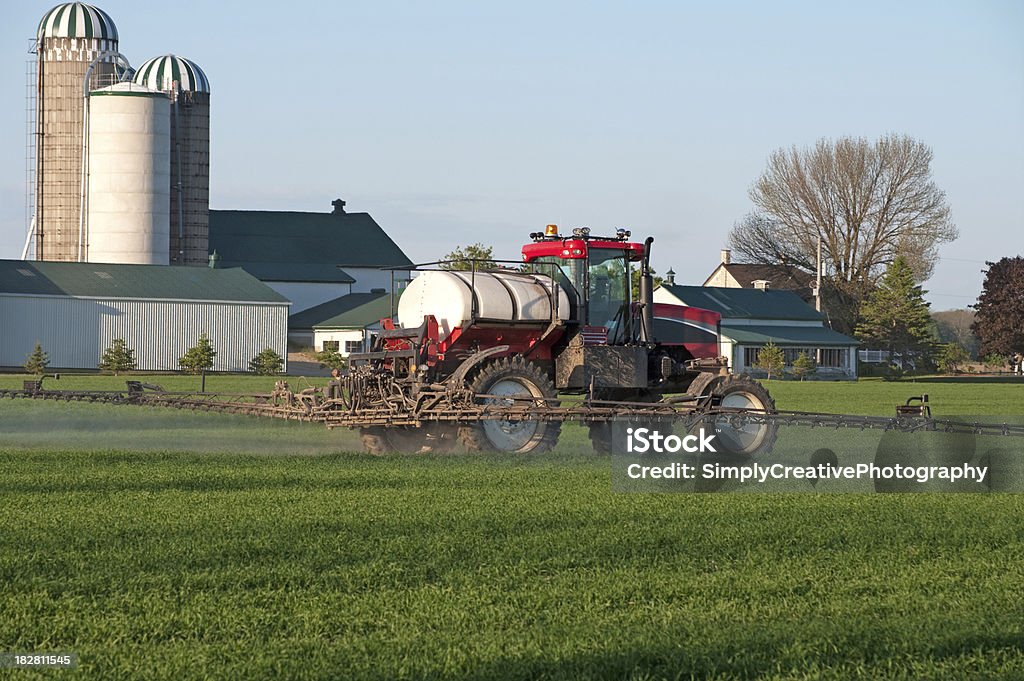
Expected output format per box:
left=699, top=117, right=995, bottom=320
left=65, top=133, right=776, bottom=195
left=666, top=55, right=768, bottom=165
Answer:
left=99, top=338, right=137, bottom=375
left=24, top=343, right=49, bottom=375
left=856, top=257, right=935, bottom=370
left=936, top=343, right=969, bottom=374
left=971, top=256, right=1024, bottom=357
left=315, top=348, right=346, bottom=371
left=249, top=347, right=284, bottom=375
left=179, top=332, right=217, bottom=374
left=790, top=351, right=818, bottom=380
left=753, top=341, right=785, bottom=379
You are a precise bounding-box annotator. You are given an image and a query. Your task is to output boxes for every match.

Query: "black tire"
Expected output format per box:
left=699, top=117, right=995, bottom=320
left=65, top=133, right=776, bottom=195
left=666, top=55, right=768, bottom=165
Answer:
left=459, top=356, right=561, bottom=454
left=588, top=389, right=668, bottom=454
left=360, top=425, right=457, bottom=455
left=702, top=374, right=778, bottom=458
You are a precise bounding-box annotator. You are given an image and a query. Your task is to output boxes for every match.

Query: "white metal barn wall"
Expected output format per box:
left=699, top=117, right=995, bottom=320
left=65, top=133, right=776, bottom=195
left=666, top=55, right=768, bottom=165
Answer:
left=0, top=294, right=288, bottom=371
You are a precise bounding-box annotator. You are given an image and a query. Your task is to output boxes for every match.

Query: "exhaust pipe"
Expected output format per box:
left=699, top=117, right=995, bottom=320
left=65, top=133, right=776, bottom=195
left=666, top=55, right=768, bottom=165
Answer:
left=639, top=236, right=655, bottom=344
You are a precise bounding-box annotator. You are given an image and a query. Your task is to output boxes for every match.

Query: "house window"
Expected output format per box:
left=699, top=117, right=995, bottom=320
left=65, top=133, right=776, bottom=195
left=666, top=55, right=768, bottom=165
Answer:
left=322, top=340, right=340, bottom=352
left=344, top=340, right=363, bottom=354
left=818, top=348, right=848, bottom=368
left=744, top=347, right=761, bottom=367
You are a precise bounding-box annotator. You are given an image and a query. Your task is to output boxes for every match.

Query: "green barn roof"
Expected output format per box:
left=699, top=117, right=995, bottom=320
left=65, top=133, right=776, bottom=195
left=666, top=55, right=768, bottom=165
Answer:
left=658, top=284, right=824, bottom=321
left=0, top=259, right=288, bottom=304
left=208, top=210, right=412, bottom=283
left=289, top=291, right=397, bottom=330
left=721, top=325, right=857, bottom=347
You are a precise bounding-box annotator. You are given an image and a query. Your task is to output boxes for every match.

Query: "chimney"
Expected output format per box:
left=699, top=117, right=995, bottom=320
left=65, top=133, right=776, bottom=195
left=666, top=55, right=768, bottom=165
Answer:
left=665, top=267, right=676, bottom=286
left=753, top=279, right=770, bottom=291
left=332, top=198, right=347, bottom=214
left=720, top=249, right=731, bottom=265
left=208, top=250, right=220, bottom=269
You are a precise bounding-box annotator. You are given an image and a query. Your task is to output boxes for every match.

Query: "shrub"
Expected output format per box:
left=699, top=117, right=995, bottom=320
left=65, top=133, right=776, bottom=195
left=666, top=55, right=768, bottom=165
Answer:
left=753, top=341, right=785, bottom=380
left=179, top=332, right=217, bottom=374
left=790, top=352, right=818, bottom=381
left=24, top=343, right=49, bottom=375
left=249, top=347, right=284, bottom=375
left=99, top=338, right=137, bottom=375
left=315, top=348, right=346, bottom=372
left=936, top=343, right=969, bottom=374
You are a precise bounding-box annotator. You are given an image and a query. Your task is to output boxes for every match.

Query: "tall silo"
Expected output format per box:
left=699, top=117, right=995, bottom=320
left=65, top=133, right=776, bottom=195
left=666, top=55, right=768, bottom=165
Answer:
left=86, top=83, right=171, bottom=265
left=35, top=2, right=120, bottom=262
left=134, top=55, right=211, bottom=266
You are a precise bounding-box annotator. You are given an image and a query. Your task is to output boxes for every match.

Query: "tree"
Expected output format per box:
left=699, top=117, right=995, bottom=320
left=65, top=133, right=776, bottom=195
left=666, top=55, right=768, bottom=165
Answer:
left=753, top=341, right=785, bottom=379
left=971, top=256, right=1024, bottom=358
left=932, top=309, right=980, bottom=358
left=315, top=348, right=346, bottom=371
left=936, top=343, right=970, bottom=374
left=729, top=134, right=957, bottom=333
left=99, top=338, right=137, bottom=375
left=440, top=243, right=497, bottom=271
left=249, top=347, right=284, bottom=375
left=790, top=351, right=818, bottom=381
left=24, top=343, right=49, bottom=375
left=179, top=332, right=216, bottom=374
left=630, top=267, right=664, bottom=301
left=855, top=257, right=935, bottom=370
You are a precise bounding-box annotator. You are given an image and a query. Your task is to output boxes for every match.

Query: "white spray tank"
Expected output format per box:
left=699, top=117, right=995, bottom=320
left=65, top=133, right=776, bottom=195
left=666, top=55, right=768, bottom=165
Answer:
left=397, top=270, right=571, bottom=342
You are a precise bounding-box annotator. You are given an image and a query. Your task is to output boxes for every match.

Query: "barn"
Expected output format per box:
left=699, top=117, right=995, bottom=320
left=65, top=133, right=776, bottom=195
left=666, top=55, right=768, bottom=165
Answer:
left=0, top=259, right=289, bottom=371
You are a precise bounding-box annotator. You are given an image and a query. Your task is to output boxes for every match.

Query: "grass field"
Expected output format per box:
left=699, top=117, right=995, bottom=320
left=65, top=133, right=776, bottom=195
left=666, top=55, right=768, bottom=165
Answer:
left=1, top=375, right=1023, bottom=679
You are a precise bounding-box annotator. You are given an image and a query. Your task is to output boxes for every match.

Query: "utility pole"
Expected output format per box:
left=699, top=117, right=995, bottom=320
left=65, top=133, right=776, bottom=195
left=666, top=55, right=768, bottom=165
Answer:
left=815, top=233, right=822, bottom=313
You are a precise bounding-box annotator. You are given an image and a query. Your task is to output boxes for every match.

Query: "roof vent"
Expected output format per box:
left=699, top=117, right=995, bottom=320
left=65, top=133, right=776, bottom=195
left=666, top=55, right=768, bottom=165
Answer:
left=16, top=268, right=36, bottom=277
left=94, top=271, right=112, bottom=280
left=370, top=288, right=386, bottom=294
left=332, top=198, right=347, bottom=214
left=752, top=279, right=770, bottom=291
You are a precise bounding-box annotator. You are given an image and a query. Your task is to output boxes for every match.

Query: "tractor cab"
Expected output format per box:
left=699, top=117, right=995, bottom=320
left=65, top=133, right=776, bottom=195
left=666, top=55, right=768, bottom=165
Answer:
left=522, top=225, right=646, bottom=344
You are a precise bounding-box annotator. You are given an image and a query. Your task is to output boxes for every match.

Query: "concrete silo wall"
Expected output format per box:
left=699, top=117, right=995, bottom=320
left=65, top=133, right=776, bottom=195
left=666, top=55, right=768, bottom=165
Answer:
left=87, top=89, right=171, bottom=265
left=37, top=37, right=117, bottom=261
left=169, top=92, right=210, bottom=266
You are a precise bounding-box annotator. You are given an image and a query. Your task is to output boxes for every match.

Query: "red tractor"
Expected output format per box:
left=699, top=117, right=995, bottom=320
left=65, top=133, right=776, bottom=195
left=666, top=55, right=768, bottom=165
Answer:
left=352, top=225, right=776, bottom=455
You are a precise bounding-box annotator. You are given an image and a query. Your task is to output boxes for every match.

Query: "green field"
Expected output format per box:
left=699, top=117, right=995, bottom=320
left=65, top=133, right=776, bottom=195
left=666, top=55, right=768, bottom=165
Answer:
left=1, top=376, right=1023, bottom=679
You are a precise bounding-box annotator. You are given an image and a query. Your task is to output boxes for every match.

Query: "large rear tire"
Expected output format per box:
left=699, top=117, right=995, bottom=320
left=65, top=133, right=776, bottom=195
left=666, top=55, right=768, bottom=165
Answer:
left=459, top=357, right=561, bottom=454
left=702, top=375, right=778, bottom=458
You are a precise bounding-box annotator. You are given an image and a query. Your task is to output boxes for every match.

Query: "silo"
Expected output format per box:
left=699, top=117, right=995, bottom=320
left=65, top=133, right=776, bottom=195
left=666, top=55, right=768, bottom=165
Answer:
left=35, top=2, right=120, bottom=262
left=134, top=55, right=211, bottom=266
left=86, top=83, right=171, bottom=265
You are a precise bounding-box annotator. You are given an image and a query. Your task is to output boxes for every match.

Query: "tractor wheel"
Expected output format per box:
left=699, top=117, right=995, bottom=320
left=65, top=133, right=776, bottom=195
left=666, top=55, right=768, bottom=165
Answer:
left=458, top=357, right=561, bottom=454
left=702, top=374, right=778, bottom=458
left=587, top=389, right=667, bottom=454
left=360, top=425, right=457, bottom=454
left=360, top=427, right=392, bottom=455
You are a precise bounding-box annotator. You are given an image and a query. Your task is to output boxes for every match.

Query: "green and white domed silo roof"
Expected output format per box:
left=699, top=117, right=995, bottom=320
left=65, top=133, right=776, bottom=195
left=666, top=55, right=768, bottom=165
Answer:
left=37, top=2, right=118, bottom=41
left=134, top=55, right=210, bottom=93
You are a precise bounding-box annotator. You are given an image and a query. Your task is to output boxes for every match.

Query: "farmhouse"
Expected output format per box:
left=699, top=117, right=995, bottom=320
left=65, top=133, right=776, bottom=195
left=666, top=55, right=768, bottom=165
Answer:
left=208, top=200, right=414, bottom=314
left=0, top=259, right=288, bottom=371
left=654, top=284, right=859, bottom=379
left=701, top=249, right=816, bottom=303
left=287, top=290, right=396, bottom=355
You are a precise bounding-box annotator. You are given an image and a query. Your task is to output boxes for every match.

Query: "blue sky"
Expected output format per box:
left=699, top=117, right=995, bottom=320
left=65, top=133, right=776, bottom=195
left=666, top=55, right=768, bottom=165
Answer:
left=2, top=0, right=1021, bottom=308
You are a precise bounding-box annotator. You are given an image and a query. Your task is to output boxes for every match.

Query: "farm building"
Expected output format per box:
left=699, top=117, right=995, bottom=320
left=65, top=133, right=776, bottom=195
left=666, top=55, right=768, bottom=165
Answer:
left=0, top=259, right=288, bottom=371
left=701, top=249, right=816, bottom=303
left=208, top=201, right=413, bottom=314
left=654, top=284, right=858, bottom=379
left=287, top=290, right=395, bottom=355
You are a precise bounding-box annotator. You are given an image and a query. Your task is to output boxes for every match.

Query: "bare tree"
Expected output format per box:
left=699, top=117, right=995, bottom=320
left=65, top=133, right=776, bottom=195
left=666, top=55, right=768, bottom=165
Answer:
left=729, top=135, right=957, bottom=332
